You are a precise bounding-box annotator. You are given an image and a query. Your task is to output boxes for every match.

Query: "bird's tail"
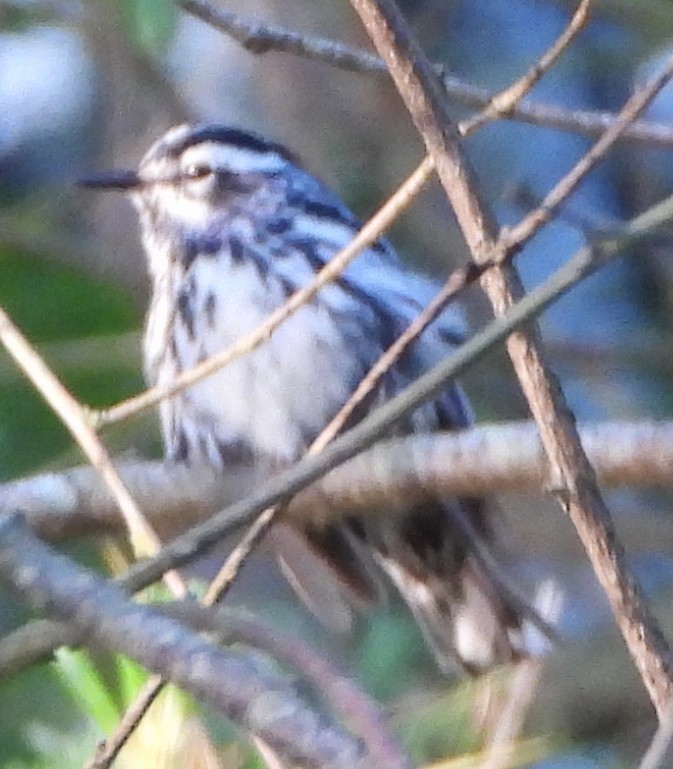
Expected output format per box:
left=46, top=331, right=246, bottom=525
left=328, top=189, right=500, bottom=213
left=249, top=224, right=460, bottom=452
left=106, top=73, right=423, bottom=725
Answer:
left=378, top=555, right=530, bottom=674
left=373, top=500, right=561, bottom=675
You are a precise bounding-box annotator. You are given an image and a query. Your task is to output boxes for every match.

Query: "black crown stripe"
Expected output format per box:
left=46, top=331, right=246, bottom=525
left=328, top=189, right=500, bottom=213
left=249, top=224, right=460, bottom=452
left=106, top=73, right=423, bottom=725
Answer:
left=171, top=125, right=297, bottom=164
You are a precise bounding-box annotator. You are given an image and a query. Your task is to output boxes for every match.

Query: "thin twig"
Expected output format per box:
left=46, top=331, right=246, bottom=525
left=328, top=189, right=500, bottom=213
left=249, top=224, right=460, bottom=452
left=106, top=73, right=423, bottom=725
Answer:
left=460, top=0, right=592, bottom=136
left=84, top=676, right=165, bottom=769
left=311, top=264, right=485, bottom=454
left=179, top=0, right=383, bottom=70
left=201, top=504, right=280, bottom=606
left=0, top=306, right=186, bottom=599
left=502, top=49, right=673, bottom=253
left=348, top=0, right=673, bottom=719
left=178, top=0, right=673, bottom=148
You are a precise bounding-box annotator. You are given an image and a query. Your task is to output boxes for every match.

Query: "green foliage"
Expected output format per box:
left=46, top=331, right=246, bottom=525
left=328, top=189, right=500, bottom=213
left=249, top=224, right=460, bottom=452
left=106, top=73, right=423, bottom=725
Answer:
left=52, top=647, right=275, bottom=769
left=0, top=248, right=136, bottom=344
left=120, top=0, right=179, bottom=57
left=54, top=649, right=148, bottom=734
left=357, top=610, right=429, bottom=700
left=0, top=246, right=143, bottom=479
left=0, top=227, right=148, bottom=765
left=0, top=663, right=88, bottom=769
left=398, top=683, right=482, bottom=762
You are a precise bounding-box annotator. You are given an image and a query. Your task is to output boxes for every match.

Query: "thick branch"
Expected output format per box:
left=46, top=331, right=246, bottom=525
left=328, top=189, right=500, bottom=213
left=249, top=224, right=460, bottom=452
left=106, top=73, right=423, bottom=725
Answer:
left=0, top=515, right=385, bottom=769
left=2, top=420, right=673, bottom=541
left=0, top=603, right=409, bottom=769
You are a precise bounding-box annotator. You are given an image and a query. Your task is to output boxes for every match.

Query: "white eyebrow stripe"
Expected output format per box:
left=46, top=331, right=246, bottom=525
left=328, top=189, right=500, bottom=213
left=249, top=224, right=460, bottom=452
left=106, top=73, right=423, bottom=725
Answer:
left=180, top=142, right=288, bottom=175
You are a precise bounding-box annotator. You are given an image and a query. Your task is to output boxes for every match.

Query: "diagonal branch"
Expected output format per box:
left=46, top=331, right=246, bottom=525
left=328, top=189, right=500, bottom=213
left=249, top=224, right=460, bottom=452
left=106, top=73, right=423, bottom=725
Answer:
left=0, top=306, right=186, bottom=599
left=178, top=0, right=673, bottom=148
left=502, top=49, right=673, bottom=253
left=459, top=0, right=592, bottom=136
left=346, top=0, right=673, bottom=719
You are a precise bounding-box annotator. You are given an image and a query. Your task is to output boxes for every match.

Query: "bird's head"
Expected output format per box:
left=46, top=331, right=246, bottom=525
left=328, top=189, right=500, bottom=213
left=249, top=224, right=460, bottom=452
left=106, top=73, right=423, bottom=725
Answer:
left=80, top=123, right=297, bottom=228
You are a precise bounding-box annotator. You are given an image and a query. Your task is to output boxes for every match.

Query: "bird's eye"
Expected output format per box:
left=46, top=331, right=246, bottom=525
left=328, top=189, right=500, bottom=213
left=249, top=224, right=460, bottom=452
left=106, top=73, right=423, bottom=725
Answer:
left=183, top=164, right=213, bottom=180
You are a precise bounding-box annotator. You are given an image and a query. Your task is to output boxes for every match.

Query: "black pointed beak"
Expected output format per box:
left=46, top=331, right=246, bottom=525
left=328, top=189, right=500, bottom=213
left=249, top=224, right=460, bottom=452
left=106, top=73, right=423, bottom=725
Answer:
left=77, top=170, right=142, bottom=191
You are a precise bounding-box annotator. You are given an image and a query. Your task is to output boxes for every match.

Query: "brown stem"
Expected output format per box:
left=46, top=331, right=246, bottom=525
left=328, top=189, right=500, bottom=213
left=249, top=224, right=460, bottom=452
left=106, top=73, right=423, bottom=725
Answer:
left=347, top=0, right=673, bottom=718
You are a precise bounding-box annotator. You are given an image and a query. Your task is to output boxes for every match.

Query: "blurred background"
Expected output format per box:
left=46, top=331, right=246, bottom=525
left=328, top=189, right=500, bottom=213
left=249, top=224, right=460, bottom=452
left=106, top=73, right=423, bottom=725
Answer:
left=3, top=0, right=673, bottom=767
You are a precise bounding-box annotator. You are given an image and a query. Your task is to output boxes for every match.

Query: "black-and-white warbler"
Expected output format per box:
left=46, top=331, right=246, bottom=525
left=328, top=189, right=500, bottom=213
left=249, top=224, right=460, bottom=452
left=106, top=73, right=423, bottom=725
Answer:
left=84, top=123, right=531, bottom=674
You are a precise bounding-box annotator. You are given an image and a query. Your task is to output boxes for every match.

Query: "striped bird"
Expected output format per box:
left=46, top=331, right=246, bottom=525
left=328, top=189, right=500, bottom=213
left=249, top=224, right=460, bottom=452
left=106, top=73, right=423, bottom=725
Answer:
left=83, top=124, right=533, bottom=674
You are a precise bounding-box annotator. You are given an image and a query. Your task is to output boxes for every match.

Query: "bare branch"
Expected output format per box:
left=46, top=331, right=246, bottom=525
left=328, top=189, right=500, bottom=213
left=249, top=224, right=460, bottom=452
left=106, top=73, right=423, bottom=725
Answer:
left=347, top=0, right=673, bottom=719
left=0, top=515, right=391, bottom=769
left=4, top=420, right=673, bottom=545
left=460, top=0, right=592, bottom=136
left=0, top=618, right=79, bottom=676
left=178, top=1, right=673, bottom=148
left=179, top=0, right=383, bottom=70
left=202, top=503, right=280, bottom=606
left=0, top=306, right=186, bottom=598
left=502, top=50, right=673, bottom=253
left=85, top=675, right=164, bottom=769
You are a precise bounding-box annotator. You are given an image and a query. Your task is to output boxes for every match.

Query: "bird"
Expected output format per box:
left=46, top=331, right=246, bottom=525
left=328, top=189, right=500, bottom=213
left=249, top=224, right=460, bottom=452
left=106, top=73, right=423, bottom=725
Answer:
left=82, top=123, right=533, bottom=674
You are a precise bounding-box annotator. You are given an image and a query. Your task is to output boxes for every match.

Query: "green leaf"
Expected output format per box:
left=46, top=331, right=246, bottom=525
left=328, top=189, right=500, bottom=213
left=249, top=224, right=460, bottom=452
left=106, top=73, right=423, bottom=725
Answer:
left=53, top=648, right=123, bottom=732
left=121, top=0, right=179, bottom=57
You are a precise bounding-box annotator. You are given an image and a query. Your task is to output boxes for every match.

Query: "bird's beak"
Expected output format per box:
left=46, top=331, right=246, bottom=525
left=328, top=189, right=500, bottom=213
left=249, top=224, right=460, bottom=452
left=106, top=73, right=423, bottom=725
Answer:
left=77, top=170, right=142, bottom=191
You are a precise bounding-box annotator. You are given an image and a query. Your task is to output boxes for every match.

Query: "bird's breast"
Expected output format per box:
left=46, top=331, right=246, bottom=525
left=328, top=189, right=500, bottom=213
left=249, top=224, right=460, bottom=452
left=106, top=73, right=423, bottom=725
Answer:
left=146, top=252, right=369, bottom=466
